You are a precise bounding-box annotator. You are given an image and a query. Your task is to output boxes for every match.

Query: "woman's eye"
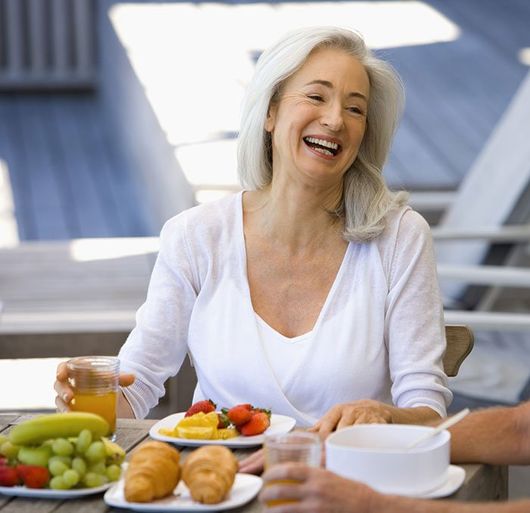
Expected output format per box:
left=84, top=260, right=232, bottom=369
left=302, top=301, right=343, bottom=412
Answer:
left=308, top=94, right=323, bottom=101
left=347, top=106, right=364, bottom=115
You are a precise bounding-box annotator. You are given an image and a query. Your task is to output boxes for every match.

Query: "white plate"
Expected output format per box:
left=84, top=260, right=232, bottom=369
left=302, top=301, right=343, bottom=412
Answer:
left=104, top=473, right=262, bottom=511
left=149, top=413, right=296, bottom=448
left=404, top=465, right=466, bottom=499
left=0, top=482, right=111, bottom=499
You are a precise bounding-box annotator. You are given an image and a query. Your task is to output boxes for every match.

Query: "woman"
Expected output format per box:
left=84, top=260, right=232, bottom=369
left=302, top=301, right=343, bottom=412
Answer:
left=55, top=26, right=451, bottom=433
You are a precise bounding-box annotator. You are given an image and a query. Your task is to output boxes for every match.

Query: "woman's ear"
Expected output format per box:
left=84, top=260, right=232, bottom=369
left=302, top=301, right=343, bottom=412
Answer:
left=265, top=104, right=277, bottom=133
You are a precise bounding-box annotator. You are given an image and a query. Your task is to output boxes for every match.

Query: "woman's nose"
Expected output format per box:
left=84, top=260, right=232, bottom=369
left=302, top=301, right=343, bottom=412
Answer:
left=320, top=103, right=344, bottom=131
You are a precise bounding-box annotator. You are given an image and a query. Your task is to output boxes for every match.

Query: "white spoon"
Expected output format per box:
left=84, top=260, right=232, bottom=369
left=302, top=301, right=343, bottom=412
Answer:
left=406, top=408, right=470, bottom=450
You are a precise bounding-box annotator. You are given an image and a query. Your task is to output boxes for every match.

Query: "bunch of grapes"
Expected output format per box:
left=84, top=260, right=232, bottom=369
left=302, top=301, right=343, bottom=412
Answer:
left=46, top=430, right=122, bottom=490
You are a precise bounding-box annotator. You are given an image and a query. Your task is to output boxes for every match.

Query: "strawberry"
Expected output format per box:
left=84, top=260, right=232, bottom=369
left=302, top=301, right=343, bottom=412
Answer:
left=0, top=466, right=19, bottom=487
left=239, top=411, right=271, bottom=436
left=16, top=465, right=50, bottom=489
left=251, top=407, right=271, bottom=419
left=217, top=412, right=230, bottom=429
left=185, top=399, right=216, bottom=417
left=224, top=404, right=253, bottom=427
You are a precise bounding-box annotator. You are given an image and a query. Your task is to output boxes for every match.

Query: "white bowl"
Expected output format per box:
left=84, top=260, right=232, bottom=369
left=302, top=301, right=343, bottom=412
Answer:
left=325, top=424, right=450, bottom=495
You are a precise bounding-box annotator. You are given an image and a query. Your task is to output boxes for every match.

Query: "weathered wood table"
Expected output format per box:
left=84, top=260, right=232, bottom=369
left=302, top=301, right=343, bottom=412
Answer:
left=0, top=414, right=507, bottom=512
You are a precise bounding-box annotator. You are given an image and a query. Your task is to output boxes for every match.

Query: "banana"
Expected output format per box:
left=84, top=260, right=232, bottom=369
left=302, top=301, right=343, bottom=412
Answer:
left=9, top=412, right=109, bottom=446
left=102, top=437, right=126, bottom=464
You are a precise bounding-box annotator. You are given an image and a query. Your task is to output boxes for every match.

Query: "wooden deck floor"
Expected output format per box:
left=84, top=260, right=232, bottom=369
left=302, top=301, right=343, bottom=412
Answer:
left=0, top=0, right=529, bottom=241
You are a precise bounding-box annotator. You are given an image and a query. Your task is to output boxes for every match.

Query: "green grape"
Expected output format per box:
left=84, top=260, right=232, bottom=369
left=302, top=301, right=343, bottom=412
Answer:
left=49, top=460, right=69, bottom=477
left=52, top=438, right=74, bottom=457
left=72, top=457, right=87, bottom=477
left=0, top=441, right=20, bottom=460
left=49, top=455, right=72, bottom=467
left=76, top=429, right=92, bottom=454
left=18, top=445, right=52, bottom=467
left=106, top=464, right=121, bottom=482
left=88, top=461, right=106, bottom=475
left=62, top=469, right=80, bottom=487
left=83, top=472, right=108, bottom=488
left=85, top=441, right=106, bottom=463
left=49, top=476, right=70, bottom=490
left=0, top=434, right=9, bottom=447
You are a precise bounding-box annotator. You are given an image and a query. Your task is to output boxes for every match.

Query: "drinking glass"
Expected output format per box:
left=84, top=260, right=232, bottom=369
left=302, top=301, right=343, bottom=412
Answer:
left=264, top=431, right=322, bottom=506
left=66, top=356, right=119, bottom=437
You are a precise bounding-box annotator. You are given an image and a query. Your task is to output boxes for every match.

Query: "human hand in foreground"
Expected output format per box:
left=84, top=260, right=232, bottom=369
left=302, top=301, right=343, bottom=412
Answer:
left=309, top=400, right=392, bottom=439
left=54, top=361, right=135, bottom=412
left=260, top=462, right=375, bottom=512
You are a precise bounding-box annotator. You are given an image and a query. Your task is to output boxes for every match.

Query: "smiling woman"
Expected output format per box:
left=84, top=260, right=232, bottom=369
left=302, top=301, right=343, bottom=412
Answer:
left=263, top=48, right=369, bottom=189
left=54, top=27, right=452, bottom=450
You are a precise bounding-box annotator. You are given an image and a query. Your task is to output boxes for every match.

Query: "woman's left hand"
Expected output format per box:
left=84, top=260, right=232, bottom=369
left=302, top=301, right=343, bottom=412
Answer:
left=309, top=400, right=393, bottom=439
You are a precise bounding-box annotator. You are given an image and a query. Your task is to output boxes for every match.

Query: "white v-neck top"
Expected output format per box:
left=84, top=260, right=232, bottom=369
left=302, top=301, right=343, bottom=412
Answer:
left=119, top=192, right=452, bottom=426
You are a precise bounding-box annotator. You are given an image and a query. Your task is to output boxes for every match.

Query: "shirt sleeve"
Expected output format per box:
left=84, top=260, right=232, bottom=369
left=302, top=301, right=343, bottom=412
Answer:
left=383, top=210, right=453, bottom=417
left=118, top=214, right=198, bottom=418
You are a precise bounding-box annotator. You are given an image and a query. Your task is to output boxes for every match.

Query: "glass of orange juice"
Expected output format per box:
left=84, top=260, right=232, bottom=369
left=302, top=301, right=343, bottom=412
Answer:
left=66, top=356, right=119, bottom=438
left=264, top=431, right=322, bottom=506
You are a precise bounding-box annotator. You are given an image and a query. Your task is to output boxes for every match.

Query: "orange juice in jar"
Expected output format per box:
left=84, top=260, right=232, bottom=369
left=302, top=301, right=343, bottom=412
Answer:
left=264, top=432, right=322, bottom=506
left=67, top=356, right=119, bottom=436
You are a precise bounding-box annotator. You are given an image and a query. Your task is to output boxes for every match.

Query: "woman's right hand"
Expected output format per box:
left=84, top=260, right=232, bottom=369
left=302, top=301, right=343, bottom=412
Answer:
left=53, top=361, right=136, bottom=412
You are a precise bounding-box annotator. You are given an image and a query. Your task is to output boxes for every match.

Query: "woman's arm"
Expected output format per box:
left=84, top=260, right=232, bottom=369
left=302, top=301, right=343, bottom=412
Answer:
left=117, top=215, right=198, bottom=418
left=383, top=210, right=452, bottom=417
left=117, top=389, right=135, bottom=418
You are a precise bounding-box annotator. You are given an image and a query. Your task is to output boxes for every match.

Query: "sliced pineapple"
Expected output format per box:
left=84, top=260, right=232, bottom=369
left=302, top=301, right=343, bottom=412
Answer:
left=176, top=426, right=216, bottom=439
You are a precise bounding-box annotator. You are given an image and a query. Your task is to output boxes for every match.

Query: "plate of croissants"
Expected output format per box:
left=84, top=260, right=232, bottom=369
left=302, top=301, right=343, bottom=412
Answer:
left=104, top=441, right=262, bottom=511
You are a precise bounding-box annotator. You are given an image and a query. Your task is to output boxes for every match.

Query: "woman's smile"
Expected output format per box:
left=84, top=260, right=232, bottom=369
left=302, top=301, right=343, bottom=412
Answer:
left=303, top=135, right=342, bottom=159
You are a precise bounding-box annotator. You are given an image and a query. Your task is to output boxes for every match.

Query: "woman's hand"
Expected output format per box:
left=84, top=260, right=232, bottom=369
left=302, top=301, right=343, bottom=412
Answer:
left=259, top=462, right=376, bottom=512
left=309, top=400, right=393, bottom=439
left=239, top=448, right=265, bottom=475
left=54, top=361, right=135, bottom=413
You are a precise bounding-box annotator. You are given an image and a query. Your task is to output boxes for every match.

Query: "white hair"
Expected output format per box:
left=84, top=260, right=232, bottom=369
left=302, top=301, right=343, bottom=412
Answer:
left=237, top=26, right=408, bottom=242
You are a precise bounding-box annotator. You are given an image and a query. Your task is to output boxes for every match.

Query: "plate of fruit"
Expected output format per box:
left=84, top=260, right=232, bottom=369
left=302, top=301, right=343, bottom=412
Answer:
left=0, top=412, right=126, bottom=499
left=150, top=400, right=296, bottom=448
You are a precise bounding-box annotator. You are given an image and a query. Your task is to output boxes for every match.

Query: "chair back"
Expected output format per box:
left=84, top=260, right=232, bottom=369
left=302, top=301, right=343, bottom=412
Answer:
left=444, top=325, right=474, bottom=377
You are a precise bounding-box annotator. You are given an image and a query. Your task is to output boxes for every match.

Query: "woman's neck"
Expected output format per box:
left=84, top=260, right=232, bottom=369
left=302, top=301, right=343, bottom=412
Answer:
left=243, top=180, right=343, bottom=253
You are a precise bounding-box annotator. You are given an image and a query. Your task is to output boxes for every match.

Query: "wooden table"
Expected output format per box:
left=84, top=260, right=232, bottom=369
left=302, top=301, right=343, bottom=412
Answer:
left=0, top=414, right=507, bottom=512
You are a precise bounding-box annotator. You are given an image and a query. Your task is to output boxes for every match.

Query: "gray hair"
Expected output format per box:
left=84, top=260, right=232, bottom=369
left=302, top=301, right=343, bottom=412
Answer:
left=237, top=26, right=408, bottom=242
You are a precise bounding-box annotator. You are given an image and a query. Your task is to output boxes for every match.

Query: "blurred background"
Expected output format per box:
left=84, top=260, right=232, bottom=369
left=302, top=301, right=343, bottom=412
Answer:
left=1, top=0, right=530, bottom=495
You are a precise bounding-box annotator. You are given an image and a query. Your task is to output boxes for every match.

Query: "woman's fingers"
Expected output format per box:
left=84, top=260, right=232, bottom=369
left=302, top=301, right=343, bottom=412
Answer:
left=239, top=448, right=265, bottom=474
left=312, top=407, right=342, bottom=438
left=119, top=373, right=135, bottom=387
left=54, top=361, right=73, bottom=407
left=56, top=362, right=68, bottom=381
left=55, top=394, right=70, bottom=412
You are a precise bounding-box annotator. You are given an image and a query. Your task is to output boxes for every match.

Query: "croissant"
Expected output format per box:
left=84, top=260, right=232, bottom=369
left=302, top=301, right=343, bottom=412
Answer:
left=182, top=445, right=238, bottom=504
left=124, top=441, right=181, bottom=503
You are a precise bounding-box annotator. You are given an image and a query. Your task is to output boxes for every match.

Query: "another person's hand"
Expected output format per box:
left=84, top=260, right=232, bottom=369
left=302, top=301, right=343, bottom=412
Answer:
left=239, top=448, right=265, bottom=475
left=309, top=400, right=392, bottom=439
left=54, top=361, right=135, bottom=412
left=260, top=463, right=375, bottom=512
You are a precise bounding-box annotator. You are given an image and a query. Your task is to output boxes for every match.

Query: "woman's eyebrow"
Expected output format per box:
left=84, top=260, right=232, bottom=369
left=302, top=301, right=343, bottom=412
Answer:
left=304, top=79, right=367, bottom=102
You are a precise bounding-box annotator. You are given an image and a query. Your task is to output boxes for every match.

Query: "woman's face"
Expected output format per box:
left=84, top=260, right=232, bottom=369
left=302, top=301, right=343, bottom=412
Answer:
left=265, top=47, right=370, bottom=186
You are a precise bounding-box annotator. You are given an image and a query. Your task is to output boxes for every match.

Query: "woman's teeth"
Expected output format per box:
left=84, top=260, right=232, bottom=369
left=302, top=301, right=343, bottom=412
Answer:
left=303, top=136, right=340, bottom=156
